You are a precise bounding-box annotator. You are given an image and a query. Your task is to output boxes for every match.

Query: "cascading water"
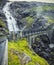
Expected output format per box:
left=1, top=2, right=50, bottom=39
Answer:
left=0, top=2, right=19, bottom=64
left=3, top=2, right=19, bottom=33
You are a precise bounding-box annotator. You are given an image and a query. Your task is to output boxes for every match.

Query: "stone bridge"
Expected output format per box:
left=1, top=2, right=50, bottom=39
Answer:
left=18, top=23, right=54, bottom=49
left=18, top=30, right=49, bottom=49
left=26, top=31, right=49, bottom=49
left=19, top=29, right=53, bottom=48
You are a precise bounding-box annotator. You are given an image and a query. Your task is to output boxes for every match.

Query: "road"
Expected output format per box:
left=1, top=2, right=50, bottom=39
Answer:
left=0, top=37, right=8, bottom=65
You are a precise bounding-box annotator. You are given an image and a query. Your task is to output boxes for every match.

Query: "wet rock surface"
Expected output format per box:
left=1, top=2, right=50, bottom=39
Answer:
left=32, top=35, right=54, bottom=65
left=9, top=2, right=54, bottom=30
left=8, top=2, right=54, bottom=65
left=0, top=1, right=54, bottom=65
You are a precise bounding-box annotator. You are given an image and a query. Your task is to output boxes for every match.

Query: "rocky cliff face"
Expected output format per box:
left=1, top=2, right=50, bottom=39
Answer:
left=8, top=2, right=54, bottom=65
left=9, top=2, right=54, bottom=29
left=0, top=1, right=54, bottom=65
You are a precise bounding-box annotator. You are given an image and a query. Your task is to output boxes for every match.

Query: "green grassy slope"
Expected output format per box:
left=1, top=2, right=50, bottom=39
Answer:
left=8, top=39, right=49, bottom=65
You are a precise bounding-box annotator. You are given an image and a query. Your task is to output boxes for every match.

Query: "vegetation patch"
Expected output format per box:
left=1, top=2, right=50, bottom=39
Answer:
left=8, top=39, right=49, bottom=65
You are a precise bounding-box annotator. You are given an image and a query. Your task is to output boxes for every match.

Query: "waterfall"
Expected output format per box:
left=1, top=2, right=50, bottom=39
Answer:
left=3, top=2, right=19, bottom=33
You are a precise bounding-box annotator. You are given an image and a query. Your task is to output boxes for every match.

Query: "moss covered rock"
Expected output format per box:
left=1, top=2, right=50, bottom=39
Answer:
left=8, top=39, right=49, bottom=65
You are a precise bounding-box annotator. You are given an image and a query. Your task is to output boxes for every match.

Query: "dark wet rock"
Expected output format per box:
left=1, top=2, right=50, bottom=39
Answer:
left=0, top=0, right=7, bottom=8
left=41, top=52, right=50, bottom=58
left=9, top=2, right=54, bottom=30
left=51, top=30, right=54, bottom=43
left=1, top=1, right=54, bottom=65
left=32, top=34, right=54, bottom=65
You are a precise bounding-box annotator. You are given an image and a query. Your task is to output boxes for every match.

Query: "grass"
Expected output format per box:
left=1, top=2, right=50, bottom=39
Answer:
left=42, top=6, right=54, bottom=11
left=8, top=38, right=49, bottom=65
left=26, top=16, right=34, bottom=25
left=0, top=19, right=9, bottom=35
left=0, top=19, right=6, bottom=28
left=44, top=16, right=54, bottom=24
left=25, top=16, right=34, bottom=28
left=28, top=5, right=54, bottom=12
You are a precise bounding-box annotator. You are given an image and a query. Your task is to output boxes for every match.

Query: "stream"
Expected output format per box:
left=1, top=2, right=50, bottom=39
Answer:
left=0, top=2, right=20, bottom=65
left=3, top=2, right=19, bottom=33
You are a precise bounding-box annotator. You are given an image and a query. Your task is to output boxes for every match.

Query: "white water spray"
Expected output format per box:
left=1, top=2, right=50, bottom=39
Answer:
left=3, top=2, right=19, bottom=33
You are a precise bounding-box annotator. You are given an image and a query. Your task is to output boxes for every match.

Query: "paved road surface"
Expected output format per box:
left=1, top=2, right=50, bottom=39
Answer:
left=0, top=37, right=8, bottom=65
